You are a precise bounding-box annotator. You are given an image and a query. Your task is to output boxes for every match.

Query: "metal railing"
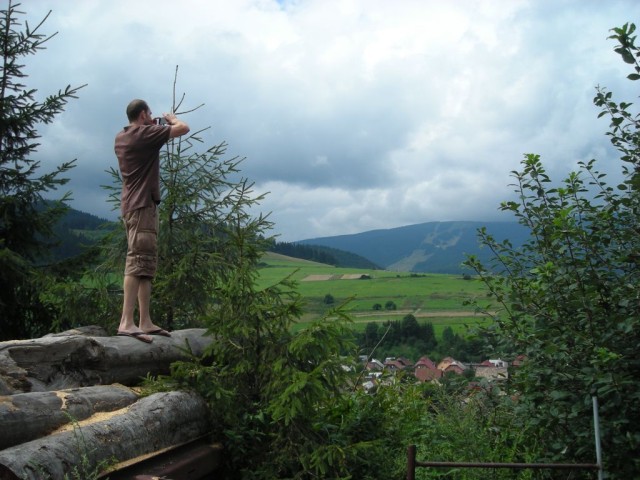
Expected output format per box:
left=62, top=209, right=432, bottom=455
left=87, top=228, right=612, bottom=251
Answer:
left=407, top=397, right=603, bottom=480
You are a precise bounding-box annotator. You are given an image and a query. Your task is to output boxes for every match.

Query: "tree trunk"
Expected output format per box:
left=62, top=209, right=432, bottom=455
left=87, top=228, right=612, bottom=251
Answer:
left=0, top=391, right=211, bottom=480
left=0, top=385, right=139, bottom=450
left=0, top=328, right=212, bottom=395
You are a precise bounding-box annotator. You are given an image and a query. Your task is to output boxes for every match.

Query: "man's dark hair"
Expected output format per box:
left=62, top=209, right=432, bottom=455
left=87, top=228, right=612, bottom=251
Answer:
left=126, top=99, right=149, bottom=122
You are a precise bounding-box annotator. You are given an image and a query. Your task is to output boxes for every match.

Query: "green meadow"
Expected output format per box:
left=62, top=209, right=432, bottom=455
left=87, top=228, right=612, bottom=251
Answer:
left=257, top=252, right=493, bottom=336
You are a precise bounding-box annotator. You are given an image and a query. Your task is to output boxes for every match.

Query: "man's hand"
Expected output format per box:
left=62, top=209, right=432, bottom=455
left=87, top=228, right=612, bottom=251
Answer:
left=163, top=113, right=190, bottom=138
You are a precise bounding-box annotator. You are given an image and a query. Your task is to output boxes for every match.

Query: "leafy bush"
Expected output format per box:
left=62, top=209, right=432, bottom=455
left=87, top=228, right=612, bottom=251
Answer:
left=401, top=382, right=540, bottom=480
left=464, top=23, right=640, bottom=478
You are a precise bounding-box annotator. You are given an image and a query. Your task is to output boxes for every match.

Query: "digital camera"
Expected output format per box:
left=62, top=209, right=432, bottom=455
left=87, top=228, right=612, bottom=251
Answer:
left=154, top=117, right=168, bottom=125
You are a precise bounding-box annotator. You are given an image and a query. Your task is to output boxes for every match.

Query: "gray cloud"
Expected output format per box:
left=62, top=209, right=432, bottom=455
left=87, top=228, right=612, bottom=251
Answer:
left=19, top=0, right=640, bottom=240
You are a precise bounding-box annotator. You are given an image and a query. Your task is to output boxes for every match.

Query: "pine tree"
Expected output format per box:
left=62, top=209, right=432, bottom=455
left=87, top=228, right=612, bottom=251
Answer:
left=98, top=67, right=271, bottom=330
left=0, top=1, right=85, bottom=339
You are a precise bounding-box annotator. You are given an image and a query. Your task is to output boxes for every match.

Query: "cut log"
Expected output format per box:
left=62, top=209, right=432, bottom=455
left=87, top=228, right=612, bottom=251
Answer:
left=45, top=325, right=110, bottom=337
left=0, top=384, right=139, bottom=450
left=0, top=328, right=212, bottom=395
left=0, top=390, right=211, bottom=480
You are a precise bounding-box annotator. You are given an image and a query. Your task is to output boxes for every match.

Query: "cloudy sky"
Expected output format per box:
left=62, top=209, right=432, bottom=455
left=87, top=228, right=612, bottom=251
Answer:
left=16, top=0, right=640, bottom=241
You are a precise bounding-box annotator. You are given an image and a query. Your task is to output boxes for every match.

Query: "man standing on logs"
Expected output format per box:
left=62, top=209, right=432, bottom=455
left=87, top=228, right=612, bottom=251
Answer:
left=114, top=99, right=190, bottom=343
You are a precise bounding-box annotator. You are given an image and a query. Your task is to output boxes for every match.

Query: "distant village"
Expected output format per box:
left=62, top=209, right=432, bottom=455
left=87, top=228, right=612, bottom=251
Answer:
left=359, top=354, right=524, bottom=392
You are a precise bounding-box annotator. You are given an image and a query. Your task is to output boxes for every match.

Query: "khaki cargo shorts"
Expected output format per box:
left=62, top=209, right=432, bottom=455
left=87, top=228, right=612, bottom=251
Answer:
left=123, top=205, right=158, bottom=278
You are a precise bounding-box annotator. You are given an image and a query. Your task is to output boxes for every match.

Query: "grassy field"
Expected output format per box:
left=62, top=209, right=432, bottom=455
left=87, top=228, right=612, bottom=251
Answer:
left=257, top=252, right=493, bottom=336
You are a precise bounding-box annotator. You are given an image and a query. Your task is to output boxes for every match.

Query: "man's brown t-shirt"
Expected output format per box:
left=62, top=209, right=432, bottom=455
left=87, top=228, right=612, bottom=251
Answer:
left=115, top=124, right=171, bottom=215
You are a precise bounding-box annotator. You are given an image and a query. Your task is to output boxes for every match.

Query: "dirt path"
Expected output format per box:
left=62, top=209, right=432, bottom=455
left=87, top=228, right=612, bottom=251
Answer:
left=351, top=309, right=488, bottom=321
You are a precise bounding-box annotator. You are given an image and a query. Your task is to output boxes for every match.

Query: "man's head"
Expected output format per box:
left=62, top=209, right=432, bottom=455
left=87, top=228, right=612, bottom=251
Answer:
left=126, top=99, right=151, bottom=123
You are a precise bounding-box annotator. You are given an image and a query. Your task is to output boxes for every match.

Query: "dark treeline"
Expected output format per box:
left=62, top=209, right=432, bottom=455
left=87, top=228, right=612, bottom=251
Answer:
left=56, top=206, right=111, bottom=230
left=270, top=240, right=381, bottom=269
left=42, top=208, right=387, bottom=269
left=357, top=314, right=485, bottom=363
left=39, top=202, right=114, bottom=262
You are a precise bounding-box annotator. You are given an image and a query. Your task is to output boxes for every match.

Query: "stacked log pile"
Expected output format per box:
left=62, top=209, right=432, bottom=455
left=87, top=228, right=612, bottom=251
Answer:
left=0, top=327, right=219, bottom=480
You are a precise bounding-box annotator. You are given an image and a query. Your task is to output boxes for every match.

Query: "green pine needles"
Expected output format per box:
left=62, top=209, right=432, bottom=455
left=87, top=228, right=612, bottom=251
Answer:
left=0, top=1, right=87, bottom=340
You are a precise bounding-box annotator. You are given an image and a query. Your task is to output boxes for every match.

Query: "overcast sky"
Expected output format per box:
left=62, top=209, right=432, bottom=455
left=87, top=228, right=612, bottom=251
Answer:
left=17, top=0, right=640, bottom=241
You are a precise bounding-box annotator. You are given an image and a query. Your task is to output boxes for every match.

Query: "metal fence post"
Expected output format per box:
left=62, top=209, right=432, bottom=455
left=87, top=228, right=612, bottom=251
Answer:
left=592, top=396, right=603, bottom=480
left=407, top=444, right=416, bottom=480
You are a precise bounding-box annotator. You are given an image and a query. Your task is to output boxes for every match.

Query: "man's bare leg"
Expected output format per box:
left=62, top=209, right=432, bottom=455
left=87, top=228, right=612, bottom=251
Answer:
left=137, top=277, right=168, bottom=334
left=118, top=275, right=153, bottom=342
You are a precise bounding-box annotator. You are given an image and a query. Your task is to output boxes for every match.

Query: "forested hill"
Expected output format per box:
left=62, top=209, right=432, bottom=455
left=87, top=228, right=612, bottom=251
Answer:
left=49, top=208, right=530, bottom=274
left=297, top=221, right=531, bottom=274
left=45, top=205, right=115, bottom=261
left=48, top=207, right=378, bottom=270
left=271, top=241, right=381, bottom=269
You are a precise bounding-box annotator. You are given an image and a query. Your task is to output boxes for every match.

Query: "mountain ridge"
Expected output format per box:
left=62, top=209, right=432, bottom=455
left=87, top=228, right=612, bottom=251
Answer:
left=297, top=220, right=530, bottom=274
left=50, top=206, right=530, bottom=274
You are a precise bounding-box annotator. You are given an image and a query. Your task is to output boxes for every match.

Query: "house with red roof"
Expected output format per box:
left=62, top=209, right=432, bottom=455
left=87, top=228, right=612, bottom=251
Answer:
left=413, top=356, right=442, bottom=382
left=437, top=356, right=468, bottom=375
